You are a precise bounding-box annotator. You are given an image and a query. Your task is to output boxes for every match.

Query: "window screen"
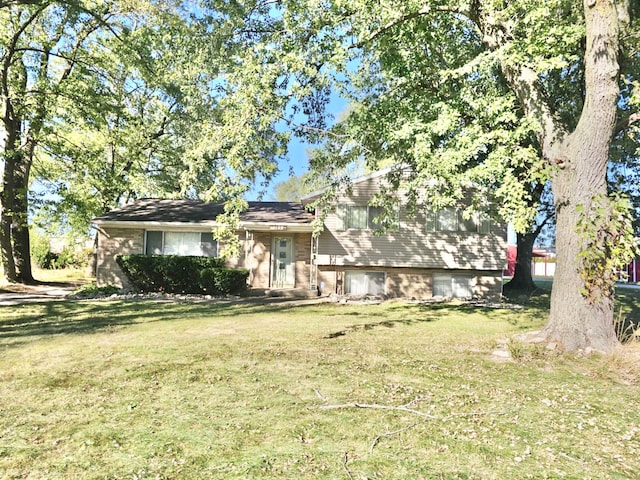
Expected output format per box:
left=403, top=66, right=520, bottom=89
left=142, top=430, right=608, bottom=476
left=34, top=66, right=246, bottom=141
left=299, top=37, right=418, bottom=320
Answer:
left=145, top=231, right=218, bottom=257
left=200, top=232, right=217, bottom=256
left=437, top=208, right=458, bottom=232
left=432, top=275, right=453, bottom=297
left=348, top=206, right=368, bottom=229
left=433, top=274, right=472, bottom=298
left=367, top=206, right=383, bottom=230
left=145, top=231, right=163, bottom=255
left=345, top=271, right=386, bottom=295
left=425, top=209, right=491, bottom=234
left=458, top=214, right=478, bottom=232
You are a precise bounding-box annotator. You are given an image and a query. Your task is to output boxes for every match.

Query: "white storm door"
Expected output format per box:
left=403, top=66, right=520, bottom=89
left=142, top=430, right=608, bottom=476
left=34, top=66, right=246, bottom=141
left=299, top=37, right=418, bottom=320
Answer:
left=272, top=237, right=295, bottom=288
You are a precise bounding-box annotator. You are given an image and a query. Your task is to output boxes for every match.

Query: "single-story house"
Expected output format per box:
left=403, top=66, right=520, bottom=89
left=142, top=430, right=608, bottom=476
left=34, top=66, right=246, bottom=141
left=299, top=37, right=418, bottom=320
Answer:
left=92, top=170, right=507, bottom=298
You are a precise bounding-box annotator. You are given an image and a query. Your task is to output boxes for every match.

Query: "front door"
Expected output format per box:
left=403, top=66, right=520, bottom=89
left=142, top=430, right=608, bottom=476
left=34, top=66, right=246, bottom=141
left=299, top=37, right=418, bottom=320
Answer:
left=272, top=237, right=295, bottom=288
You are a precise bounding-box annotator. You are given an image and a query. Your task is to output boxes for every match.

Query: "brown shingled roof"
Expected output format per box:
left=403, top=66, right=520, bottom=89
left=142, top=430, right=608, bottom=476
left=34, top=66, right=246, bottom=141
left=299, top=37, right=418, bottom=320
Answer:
left=92, top=199, right=315, bottom=225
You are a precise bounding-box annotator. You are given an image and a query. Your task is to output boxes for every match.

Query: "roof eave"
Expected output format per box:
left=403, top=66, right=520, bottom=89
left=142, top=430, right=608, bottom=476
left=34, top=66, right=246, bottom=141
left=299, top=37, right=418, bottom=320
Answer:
left=92, top=219, right=314, bottom=233
left=92, top=220, right=219, bottom=229
left=240, top=221, right=314, bottom=233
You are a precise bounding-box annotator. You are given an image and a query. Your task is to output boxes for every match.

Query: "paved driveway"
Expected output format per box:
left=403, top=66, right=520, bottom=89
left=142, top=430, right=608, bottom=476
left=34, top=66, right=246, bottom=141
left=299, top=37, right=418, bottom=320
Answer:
left=0, top=283, right=77, bottom=306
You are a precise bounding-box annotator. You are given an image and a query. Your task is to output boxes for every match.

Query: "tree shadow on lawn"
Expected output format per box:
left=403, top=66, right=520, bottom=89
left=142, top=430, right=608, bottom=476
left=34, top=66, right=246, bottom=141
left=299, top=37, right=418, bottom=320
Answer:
left=322, top=303, right=490, bottom=339
left=323, top=299, right=549, bottom=339
left=0, top=299, right=306, bottom=348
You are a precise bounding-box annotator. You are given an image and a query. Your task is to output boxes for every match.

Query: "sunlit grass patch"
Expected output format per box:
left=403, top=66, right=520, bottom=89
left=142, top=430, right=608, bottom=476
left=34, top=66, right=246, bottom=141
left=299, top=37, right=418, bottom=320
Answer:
left=32, top=266, right=92, bottom=284
left=1, top=298, right=640, bottom=478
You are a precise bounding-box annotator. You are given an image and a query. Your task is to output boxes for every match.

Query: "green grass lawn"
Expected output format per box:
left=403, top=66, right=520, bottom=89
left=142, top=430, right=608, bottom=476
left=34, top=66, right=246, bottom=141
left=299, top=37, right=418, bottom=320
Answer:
left=1, top=292, right=640, bottom=479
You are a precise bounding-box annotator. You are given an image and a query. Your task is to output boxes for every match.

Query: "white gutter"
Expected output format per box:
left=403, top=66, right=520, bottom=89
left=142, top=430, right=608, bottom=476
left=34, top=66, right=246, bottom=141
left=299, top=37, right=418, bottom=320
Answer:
left=92, top=219, right=314, bottom=233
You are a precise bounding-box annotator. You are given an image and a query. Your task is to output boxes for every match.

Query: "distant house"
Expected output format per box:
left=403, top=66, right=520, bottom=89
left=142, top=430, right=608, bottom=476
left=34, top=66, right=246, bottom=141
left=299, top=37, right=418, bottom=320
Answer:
left=624, top=257, right=639, bottom=283
left=504, top=245, right=555, bottom=277
left=93, top=170, right=507, bottom=298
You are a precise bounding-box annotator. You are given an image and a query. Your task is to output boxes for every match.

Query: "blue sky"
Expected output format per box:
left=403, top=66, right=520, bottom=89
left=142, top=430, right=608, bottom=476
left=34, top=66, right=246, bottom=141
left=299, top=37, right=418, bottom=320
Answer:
left=251, top=94, right=350, bottom=201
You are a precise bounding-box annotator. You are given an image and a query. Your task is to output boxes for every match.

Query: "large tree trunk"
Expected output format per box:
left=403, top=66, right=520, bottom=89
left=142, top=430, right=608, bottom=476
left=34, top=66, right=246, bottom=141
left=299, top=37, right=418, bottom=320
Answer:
left=0, top=160, right=17, bottom=283
left=543, top=148, right=616, bottom=352
left=0, top=120, right=18, bottom=283
left=541, top=0, right=621, bottom=353
left=12, top=157, right=34, bottom=284
left=1, top=110, right=35, bottom=284
left=503, top=231, right=537, bottom=296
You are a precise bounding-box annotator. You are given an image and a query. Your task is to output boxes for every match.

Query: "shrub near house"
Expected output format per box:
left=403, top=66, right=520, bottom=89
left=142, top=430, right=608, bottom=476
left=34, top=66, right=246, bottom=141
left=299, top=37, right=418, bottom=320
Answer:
left=116, top=255, right=248, bottom=295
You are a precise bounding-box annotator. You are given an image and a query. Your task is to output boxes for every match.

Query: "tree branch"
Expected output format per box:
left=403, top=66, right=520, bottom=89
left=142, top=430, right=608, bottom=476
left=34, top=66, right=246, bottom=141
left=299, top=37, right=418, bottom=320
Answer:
left=615, top=112, right=640, bottom=135
left=364, top=3, right=471, bottom=46
left=342, top=452, right=354, bottom=480
left=0, top=0, right=44, bottom=7
left=370, top=422, right=424, bottom=454
left=500, top=66, right=567, bottom=161
left=2, top=3, right=49, bottom=100
left=12, top=48, right=95, bottom=75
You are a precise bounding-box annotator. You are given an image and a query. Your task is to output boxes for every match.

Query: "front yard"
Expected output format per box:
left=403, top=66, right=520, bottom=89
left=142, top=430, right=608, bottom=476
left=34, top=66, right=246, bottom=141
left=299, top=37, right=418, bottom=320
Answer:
left=1, top=292, right=640, bottom=479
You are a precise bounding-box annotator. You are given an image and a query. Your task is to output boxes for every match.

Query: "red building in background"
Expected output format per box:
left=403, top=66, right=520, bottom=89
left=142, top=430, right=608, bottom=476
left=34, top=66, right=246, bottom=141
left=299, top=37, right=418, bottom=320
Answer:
left=625, top=258, right=640, bottom=283
left=503, top=245, right=552, bottom=277
left=504, top=244, right=640, bottom=283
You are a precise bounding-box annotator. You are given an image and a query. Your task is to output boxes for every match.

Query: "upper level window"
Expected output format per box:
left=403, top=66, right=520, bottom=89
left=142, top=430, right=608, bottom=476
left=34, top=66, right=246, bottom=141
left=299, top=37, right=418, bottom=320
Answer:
left=145, top=231, right=218, bottom=257
left=425, top=208, right=490, bottom=234
left=338, top=205, right=384, bottom=230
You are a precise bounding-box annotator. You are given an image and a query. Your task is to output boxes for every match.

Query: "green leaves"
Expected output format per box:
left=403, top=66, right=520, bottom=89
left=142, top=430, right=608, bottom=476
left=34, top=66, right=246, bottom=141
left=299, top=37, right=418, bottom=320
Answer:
left=18, top=0, right=296, bottom=240
left=576, top=193, right=640, bottom=302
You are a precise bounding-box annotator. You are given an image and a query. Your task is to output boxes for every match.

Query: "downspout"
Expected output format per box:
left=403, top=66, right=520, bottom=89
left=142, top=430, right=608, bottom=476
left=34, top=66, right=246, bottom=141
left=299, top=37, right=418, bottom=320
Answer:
left=268, top=235, right=273, bottom=289
left=244, top=229, right=253, bottom=286
left=309, top=234, right=313, bottom=290
left=94, top=228, right=100, bottom=280
left=310, top=233, right=318, bottom=292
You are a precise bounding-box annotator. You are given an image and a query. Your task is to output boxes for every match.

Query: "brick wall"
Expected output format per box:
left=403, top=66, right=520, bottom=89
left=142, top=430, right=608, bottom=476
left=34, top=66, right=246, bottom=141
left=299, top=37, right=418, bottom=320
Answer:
left=317, top=266, right=503, bottom=299
left=96, top=226, right=314, bottom=292
left=294, top=233, right=311, bottom=289
left=96, top=227, right=144, bottom=288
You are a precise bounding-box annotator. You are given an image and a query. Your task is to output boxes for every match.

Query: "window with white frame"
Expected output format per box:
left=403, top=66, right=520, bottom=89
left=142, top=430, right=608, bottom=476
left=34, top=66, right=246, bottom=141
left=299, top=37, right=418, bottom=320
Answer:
left=432, top=274, right=473, bottom=298
left=425, top=209, right=490, bottom=234
left=337, top=205, right=397, bottom=231
left=145, top=231, right=218, bottom=257
left=345, top=271, right=386, bottom=295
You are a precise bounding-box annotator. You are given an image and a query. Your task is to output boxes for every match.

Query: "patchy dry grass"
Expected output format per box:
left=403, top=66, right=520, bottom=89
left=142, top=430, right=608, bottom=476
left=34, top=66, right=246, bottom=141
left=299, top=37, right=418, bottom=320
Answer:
left=1, top=294, right=640, bottom=479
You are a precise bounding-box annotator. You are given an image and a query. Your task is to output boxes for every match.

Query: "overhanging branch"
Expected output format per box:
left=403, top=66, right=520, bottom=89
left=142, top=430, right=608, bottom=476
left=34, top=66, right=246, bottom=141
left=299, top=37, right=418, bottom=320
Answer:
left=356, top=2, right=471, bottom=47
left=615, top=111, right=640, bottom=135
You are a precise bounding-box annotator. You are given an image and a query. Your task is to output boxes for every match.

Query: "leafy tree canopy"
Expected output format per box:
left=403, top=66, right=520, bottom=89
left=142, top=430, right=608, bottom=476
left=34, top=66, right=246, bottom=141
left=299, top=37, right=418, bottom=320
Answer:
left=235, top=0, right=639, bottom=352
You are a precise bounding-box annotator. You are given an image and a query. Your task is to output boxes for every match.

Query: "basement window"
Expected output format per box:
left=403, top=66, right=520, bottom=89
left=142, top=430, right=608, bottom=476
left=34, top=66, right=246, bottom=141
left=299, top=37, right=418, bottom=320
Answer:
left=432, top=274, right=473, bottom=298
left=345, top=271, right=386, bottom=295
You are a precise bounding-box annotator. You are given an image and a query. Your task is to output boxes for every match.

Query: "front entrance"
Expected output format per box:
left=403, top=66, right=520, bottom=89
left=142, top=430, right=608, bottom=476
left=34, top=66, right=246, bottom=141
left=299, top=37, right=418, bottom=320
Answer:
left=272, top=236, right=295, bottom=288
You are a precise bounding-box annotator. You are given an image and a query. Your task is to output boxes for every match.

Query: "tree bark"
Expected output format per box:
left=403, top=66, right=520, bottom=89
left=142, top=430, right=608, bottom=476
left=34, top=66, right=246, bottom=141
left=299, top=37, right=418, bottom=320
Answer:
left=12, top=156, right=34, bottom=284
left=503, top=231, right=537, bottom=296
left=479, top=0, right=622, bottom=352
left=0, top=154, right=17, bottom=282
left=0, top=113, right=19, bottom=283
left=540, top=0, right=621, bottom=352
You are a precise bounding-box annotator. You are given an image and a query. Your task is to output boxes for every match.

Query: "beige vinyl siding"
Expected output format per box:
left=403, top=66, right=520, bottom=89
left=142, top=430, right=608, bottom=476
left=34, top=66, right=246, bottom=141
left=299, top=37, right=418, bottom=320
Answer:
left=316, top=176, right=507, bottom=271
